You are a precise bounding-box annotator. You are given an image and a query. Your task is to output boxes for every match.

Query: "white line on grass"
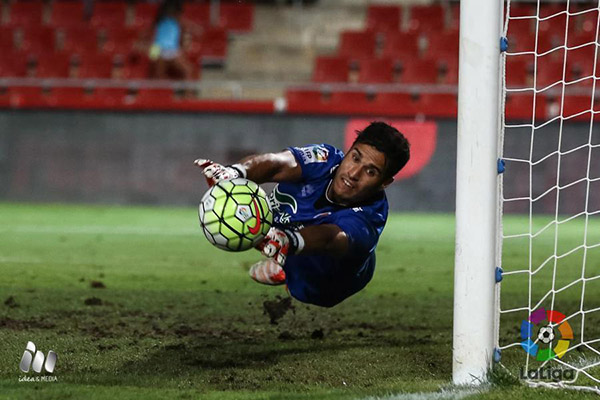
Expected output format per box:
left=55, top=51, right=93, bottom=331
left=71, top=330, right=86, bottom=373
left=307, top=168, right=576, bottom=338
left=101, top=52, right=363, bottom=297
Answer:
left=0, top=226, right=199, bottom=236
left=359, top=388, right=482, bottom=400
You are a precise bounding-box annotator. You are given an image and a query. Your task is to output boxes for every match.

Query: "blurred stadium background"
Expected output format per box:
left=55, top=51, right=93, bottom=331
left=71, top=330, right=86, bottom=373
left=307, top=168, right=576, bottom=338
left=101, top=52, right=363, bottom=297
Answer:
left=2, top=0, right=600, bottom=398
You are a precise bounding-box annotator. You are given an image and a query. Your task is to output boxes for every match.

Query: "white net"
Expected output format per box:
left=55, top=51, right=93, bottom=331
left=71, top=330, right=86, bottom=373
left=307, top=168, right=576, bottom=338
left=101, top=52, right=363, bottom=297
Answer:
left=498, top=0, right=600, bottom=391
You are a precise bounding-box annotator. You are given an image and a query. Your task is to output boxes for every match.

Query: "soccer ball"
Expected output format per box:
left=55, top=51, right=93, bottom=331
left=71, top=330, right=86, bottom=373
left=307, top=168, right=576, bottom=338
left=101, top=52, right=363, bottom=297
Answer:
left=198, top=178, right=273, bottom=252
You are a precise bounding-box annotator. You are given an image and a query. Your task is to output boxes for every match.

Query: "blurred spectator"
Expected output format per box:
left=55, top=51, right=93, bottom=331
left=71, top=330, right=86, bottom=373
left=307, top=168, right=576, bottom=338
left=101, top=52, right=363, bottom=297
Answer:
left=149, top=0, right=197, bottom=80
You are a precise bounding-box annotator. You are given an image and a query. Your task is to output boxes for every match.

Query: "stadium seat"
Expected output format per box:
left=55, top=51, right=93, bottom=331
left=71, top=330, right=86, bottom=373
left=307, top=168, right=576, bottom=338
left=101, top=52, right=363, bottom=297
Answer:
left=562, top=95, right=594, bottom=121
left=371, top=92, right=418, bottom=116
left=285, top=89, right=323, bottom=113
left=329, top=91, right=372, bottom=114
left=6, top=1, right=44, bottom=27
left=201, top=27, right=228, bottom=61
left=312, top=56, right=349, bottom=83
left=132, top=3, right=158, bottom=30
left=439, top=58, right=458, bottom=85
left=61, top=27, right=99, bottom=57
left=120, top=56, right=150, bottom=79
left=77, top=55, right=114, bottom=79
left=19, top=27, right=56, bottom=54
left=358, top=58, right=394, bottom=83
left=91, top=2, right=127, bottom=29
left=338, top=31, right=377, bottom=61
left=381, top=32, right=420, bottom=61
left=102, top=28, right=139, bottom=56
left=508, top=3, right=536, bottom=18
left=424, top=31, right=458, bottom=61
left=92, top=87, right=128, bottom=107
left=400, top=59, right=438, bottom=84
left=366, top=5, right=402, bottom=34
left=220, top=3, right=254, bottom=32
left=417, top=93, right=458, bottom=118
left=49, top=1, right=86, bottom=28
left=183, top=3, right=210, bottom=26
left=8, top=86, right=47, bottom=108
left=133, top=88, right=176, bottom=108
left=536, top=57, right=565, bottom=89
left=505, top=57, right=530, bottom=88
left=408, top=5, right=445, bottom=33
left=0, top=54, right=28, bottom=77
left=47, top=87, right=87, bottom=107
left=0, top=27, right=15, bottom=52
left=35, top=54, right=71, bottom=78
left=505, top=94, right=547, bottom=120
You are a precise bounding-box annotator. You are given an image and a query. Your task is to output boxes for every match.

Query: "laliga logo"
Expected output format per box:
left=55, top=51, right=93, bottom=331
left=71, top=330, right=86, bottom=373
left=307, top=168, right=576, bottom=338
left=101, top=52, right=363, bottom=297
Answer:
left=520, top=308, right=573, bottom=361
left=19, top=341, right=57, bottom=373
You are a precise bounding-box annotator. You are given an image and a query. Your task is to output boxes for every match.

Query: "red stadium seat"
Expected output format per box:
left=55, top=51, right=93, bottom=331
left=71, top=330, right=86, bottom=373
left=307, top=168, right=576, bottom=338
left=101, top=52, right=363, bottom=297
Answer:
left=338, top=30, right=377, bottom=61
left=408, top=5, right=445, bottom=33
left=0, top=27, right=15, bottom=52
left=366, top=5, right=401, bottom=34
left=562, top=95, right=594, bottom=121
left=183, top=3, right=210, bottom=26
left=536, top=56, right=565, bottom=89
left=439, top=58, right=458, bottom=84
left=285, top=89, right=323, bottom=113
left=358, top=58, right=394, bottom=83
left=505, top=57, right=530, bottom=88
left=381, top=32, right=420, bottom=61
left=134, top=88, right=175, bottom=108
left=201, top=27, right=228, bottom=60
left=329, top=91, right=372, bottom=114
left=132, top=3, right=158, bottom=30
left=372, top=92, right=418, bottom=116
left=77, top=55, right=114, bottom=78
left=61, top=27, right=99, bottom=56
left=35, top=54, right=71, bottom=78
left=92, top=87, right=128, bottom=107
left=91, top=2, right=127, bottom=28
left=220, top=3, right=254, bottom=32
left=50, top=2, right=86, bottom=28
left=566, top=43, right=598, bottom=85
left=312, top=56, right=349, bottom=83
left=0, top=54, right=28, bottom=77
left=47, top=87, right=87, bottom=107
left=505, top=93, right=547, bottom=120
left=417, top=93, right=458, bottom=118
left=424, top=31, right=458, bottom=61
left=8, top=86, right=47, bottom=108
left=400, top=59, right=438, bottom=84
left=19, top=27, right=56, bottom=54
left=102, top=28, right=139, bottom=56
left=7, top=1, right=44, bottom=27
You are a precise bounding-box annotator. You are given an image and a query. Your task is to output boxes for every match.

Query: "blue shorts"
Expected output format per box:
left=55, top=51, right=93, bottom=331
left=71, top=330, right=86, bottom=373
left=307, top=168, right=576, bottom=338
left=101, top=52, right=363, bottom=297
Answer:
left=282, top=252, right=376, bottom=307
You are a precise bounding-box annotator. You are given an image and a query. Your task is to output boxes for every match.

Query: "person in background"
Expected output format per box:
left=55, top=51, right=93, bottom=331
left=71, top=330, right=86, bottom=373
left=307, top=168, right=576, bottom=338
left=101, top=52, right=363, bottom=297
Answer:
left=149, top=0, right=199, bottom=80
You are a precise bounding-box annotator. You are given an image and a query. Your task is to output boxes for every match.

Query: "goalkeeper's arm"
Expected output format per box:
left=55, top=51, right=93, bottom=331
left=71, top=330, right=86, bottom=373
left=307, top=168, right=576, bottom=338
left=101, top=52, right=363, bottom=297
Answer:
left=194, top=150, right=301, bottom=185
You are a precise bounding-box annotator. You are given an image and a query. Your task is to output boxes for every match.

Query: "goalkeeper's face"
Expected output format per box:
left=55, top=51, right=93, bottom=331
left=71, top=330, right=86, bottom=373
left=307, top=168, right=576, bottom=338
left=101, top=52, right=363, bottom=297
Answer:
left=331, top=143, right=393, bottom=205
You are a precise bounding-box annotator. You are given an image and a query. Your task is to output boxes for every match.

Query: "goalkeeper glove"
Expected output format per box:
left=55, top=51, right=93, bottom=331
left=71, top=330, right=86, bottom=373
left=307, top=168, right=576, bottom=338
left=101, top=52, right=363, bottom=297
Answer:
left=194, top=159, right=247, bottom=187
left=256, top=227, right=304, bottom=266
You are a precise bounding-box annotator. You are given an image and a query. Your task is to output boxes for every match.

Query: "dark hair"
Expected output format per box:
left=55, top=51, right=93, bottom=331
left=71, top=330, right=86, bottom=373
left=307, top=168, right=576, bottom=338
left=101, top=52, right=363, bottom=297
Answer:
left=352, top=121, right=410, bottom=179
left=154, top=0, right=183, bottom=26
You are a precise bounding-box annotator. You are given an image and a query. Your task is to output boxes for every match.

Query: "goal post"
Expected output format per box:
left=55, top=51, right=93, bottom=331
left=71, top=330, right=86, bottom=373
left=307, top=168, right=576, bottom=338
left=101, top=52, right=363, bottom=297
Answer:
left=453, top=0, right=503, bottom=385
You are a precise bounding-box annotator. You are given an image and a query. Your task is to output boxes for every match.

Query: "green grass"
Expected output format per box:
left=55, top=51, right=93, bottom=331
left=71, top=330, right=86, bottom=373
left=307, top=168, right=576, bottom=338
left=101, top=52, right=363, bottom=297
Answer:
left=0, top=203, right=599, bottom=399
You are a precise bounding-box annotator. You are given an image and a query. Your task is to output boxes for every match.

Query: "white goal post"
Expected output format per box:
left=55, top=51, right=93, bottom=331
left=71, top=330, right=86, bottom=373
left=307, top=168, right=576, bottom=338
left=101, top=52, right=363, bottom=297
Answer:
left=453, top=0, right=502, bottom=385
left=454, top=0, right=600, bottom=391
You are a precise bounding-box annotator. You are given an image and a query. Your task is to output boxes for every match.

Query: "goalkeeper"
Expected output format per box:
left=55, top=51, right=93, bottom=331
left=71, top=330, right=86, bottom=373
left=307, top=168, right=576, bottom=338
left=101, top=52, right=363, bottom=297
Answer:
left=195, top=122, right=410, bottom=307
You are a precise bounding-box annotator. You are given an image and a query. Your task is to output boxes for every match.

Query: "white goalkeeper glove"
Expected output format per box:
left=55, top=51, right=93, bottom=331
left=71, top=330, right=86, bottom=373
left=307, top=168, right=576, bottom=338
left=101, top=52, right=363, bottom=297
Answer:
left=194, top=158, right=247, bottom=187
left=256, top=227, right=304, bottom=266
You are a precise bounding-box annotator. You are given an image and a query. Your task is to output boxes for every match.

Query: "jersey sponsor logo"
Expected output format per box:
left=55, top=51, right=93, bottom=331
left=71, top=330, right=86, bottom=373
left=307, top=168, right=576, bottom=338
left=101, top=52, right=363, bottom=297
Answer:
left=269, top=185, right=298, bottom=214
left=298, top=145, right=329, bottom=164
left=248, top=198, right=262, bottom=235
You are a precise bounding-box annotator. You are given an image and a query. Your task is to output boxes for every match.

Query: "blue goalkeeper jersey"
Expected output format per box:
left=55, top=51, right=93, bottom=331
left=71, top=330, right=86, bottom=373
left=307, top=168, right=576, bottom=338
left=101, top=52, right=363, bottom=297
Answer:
left=271, top=144, right=388, bottom=307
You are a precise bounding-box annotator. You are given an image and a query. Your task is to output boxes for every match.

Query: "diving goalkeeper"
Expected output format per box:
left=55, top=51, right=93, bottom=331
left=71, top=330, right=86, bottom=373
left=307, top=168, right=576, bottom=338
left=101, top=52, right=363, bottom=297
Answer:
left=195, top=122, right=410, bottom=307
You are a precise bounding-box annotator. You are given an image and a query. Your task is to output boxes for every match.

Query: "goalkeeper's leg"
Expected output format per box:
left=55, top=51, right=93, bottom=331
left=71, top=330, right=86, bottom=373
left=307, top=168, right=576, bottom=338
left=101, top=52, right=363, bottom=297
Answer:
left=249, top=259, right=286, bottom=285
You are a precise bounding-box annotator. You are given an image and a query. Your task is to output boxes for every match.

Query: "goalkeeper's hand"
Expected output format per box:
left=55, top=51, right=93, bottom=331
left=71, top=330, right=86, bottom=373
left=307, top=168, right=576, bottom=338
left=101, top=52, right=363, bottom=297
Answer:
left=194, top=159, right=247, bottom=187
left=256, top=227, right=304, bottom=266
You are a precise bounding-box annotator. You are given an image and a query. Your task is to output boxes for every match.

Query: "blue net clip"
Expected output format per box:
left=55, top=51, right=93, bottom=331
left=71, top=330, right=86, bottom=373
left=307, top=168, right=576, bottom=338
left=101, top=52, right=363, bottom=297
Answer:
left=495, top=267, right=503, bottom=283
left=494, top=348, right=502, bottom=363
left=500, top=37, right=508, bottom=52
left=497, top=158, right=505, bottom=174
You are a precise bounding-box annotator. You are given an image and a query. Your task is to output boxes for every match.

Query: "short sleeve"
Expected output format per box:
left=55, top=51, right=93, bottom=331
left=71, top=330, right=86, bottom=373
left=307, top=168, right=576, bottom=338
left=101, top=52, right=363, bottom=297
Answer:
left=328, top=211, right=379, bottom=257
left=287, top=144, right=344, bottom=182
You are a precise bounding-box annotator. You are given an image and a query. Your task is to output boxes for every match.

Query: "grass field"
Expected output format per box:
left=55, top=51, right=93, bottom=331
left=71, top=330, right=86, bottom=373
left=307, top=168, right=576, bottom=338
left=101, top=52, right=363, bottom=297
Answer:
left=1, top=202, right=599, bottom=399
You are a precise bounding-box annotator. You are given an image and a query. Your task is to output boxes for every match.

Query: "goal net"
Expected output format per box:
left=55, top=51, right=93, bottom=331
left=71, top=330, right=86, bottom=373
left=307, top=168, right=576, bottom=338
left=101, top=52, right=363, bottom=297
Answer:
left=498, top=0, right=600, bottom=391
